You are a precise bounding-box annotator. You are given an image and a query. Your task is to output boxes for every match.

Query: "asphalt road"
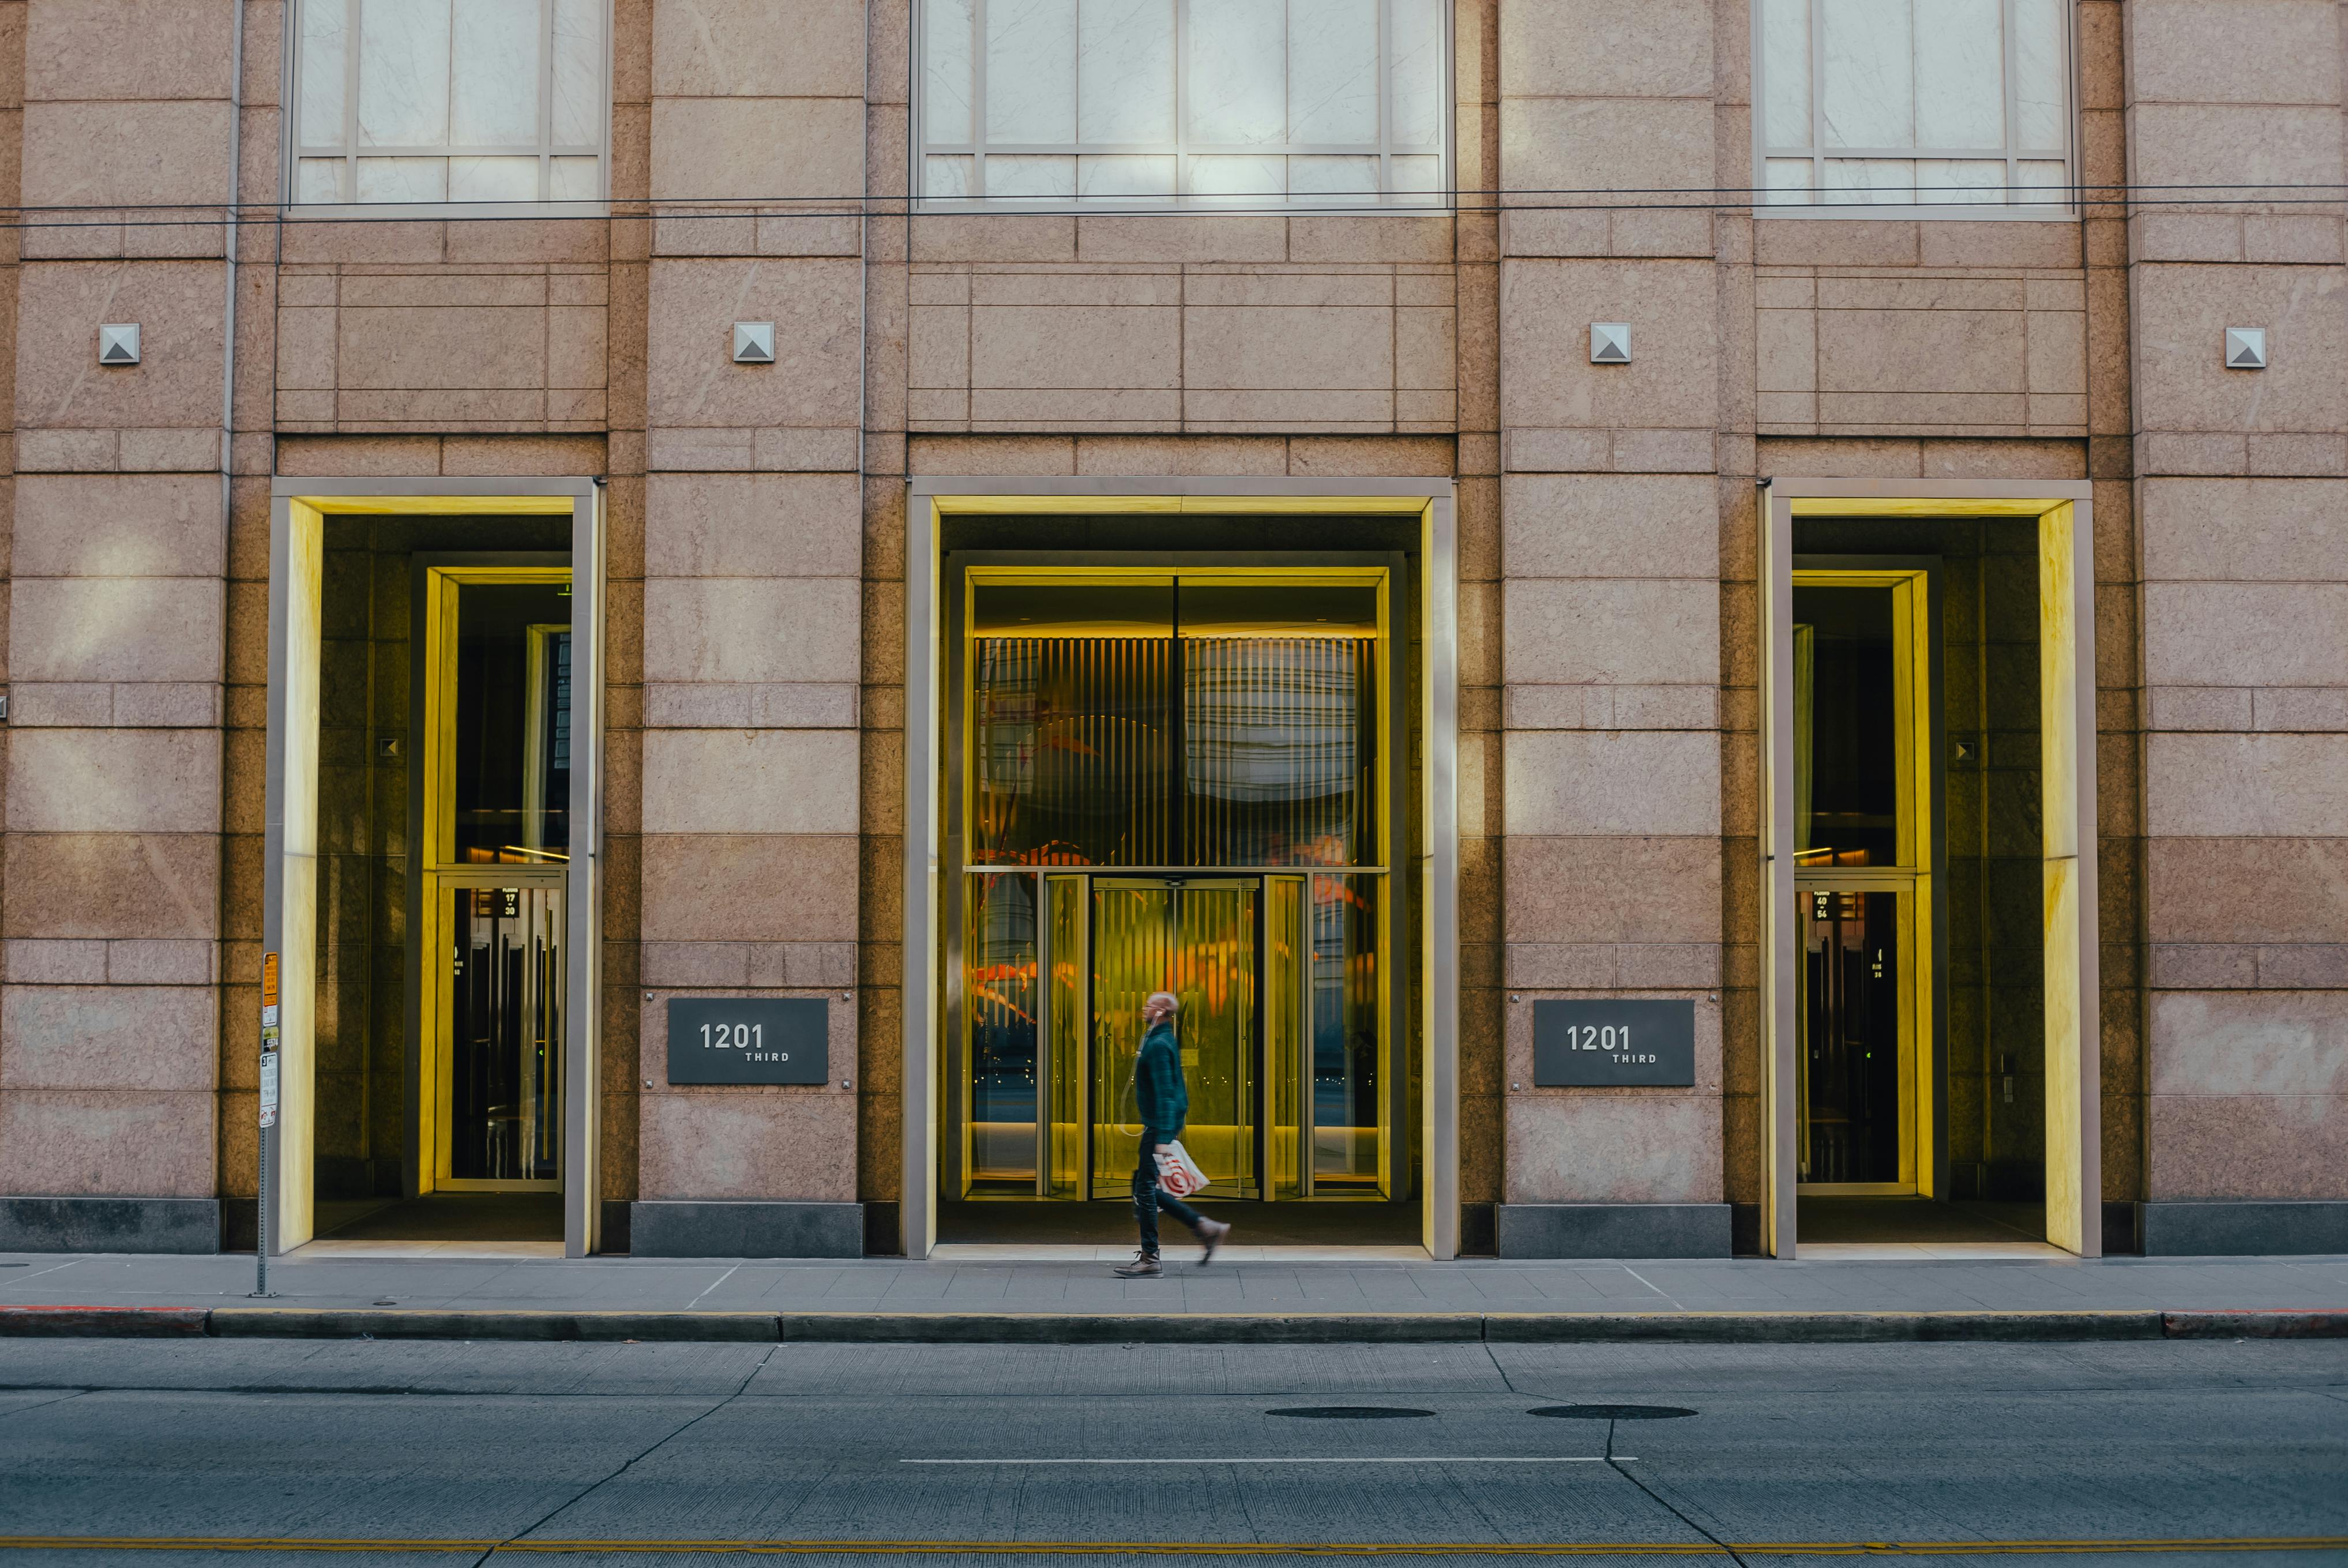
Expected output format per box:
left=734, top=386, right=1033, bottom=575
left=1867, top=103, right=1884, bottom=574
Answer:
left=0, top=1336, right=2342, bottom=1565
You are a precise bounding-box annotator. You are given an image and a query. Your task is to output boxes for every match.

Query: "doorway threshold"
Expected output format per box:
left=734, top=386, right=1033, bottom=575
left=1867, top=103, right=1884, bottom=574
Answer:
left=930, top=1243, right=1432, bottom=1263
left=1798, top=1240, right=2073, bottom=1261
left=291, top=1239, right=567, bottom=1259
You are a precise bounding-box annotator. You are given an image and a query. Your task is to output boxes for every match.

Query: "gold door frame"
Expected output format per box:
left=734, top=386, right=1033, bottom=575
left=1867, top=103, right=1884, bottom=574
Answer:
left=944, top=559, right=1401, bottom=1214
left=905, top=481, right=1460, bottom=1262
left=416, top=565, right=576, bottom=1196
left=1791, top=568, right=1935, bottom=1198
left=1761, top=482, right=2099, bottom=1259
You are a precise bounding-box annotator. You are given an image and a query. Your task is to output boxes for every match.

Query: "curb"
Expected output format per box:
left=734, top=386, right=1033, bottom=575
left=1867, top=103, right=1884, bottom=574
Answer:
left=4, top=1304, right=2344, bottom=1344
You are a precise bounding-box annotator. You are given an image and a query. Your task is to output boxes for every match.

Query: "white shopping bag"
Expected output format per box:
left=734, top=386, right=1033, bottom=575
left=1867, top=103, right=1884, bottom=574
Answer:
left=1152, top=1140, right=1211, bottom=1198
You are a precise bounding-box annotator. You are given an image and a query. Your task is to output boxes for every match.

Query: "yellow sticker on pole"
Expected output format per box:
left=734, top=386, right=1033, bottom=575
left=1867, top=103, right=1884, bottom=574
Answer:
left=261, top=952, right=280, bottom=1009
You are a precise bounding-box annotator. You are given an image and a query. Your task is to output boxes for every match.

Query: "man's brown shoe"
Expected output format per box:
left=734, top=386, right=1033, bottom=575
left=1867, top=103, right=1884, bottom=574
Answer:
left=1113, top=1250, right=1163, bottom=1277
left=1197, top=1219, right=1232, bottom=1266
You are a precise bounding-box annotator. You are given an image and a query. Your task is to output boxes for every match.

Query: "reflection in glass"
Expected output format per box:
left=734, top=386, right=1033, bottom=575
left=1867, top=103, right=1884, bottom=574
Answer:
left=447, top=884, right=562, bottom=1182
left=1798, top=888, right=1900, bottom=1183
left=1266, top=875, right=1306, bottom=1199
left=966, top=874, right=1039, bottom=1184
left=970, top=580, right=1377, bottom=868
left=1090, top=881, right=1257, bottom=1198
left=1793, top=584, right=1896, bottom=867
left=451, top=581, right=572, bottom=864
left=1045, top=874, right=1086, bottom=1197
left=1312, top=874, right=1381, bottom=1187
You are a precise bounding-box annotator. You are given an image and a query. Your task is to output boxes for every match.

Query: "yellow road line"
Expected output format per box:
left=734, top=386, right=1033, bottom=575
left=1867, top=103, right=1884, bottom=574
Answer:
left=1, top=1537, right=2343, bottom=1558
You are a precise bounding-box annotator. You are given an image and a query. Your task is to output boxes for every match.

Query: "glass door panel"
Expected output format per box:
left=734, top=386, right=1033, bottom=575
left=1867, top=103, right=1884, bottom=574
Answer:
left=1176, top=883, right=1257, bottom=1198
left=1090, top=879, right=1259, bottom=1199
left=1265, top=875, right=1306, bottom=1199
left=1045, top=874, right=1087, bottom=1198
left=439, top=881, right=563, bottom=1187
left=964, top=874, right=1040, bottom=1188
left=1311, top=874, right=1384, bottom=1191
left=1798, top=888, right=1902, bottom=1185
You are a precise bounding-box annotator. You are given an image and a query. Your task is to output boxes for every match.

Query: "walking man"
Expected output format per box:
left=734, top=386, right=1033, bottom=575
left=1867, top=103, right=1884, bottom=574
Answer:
left=1115, top=990, right=1233, bottom=1277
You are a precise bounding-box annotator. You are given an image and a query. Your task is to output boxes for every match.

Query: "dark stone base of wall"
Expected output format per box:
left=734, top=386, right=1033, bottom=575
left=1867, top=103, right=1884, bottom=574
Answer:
left=1496, top=1202, right=1732, bottom=1259
left=2137, top=1200, right=2348, bottom=1257
left=0, top=1197, right=221, bottom=1254
left=629, top=1201, right=863, bottom=1258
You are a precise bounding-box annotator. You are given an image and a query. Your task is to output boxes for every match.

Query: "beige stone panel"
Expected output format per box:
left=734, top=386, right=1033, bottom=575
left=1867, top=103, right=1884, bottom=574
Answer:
left=1182, top=306, right=1393, bottom=392
left=0, top=984, right=214, bottom=1090
left=335, top=307, right=549, bottom=392
left=11, top=577, right=223, bottom=684
left=1501, top=473, right=1718, bottom=578
left=7, top=730, right=221, bottom=834
left=1500, top=97, right=1714, bottom=200
left=16, top=261, right=224, bottom=430
left=1503, top=1093, right=1723, bottom=1204
left=2149, top=992, right=2347, bottom=1099
left=2144, top=583, right=2348, bottom=687
left=639, top=832, right=860, bottom=942
left=2147, top=838, right=2348, bottom=945
left=643, top=577, right=861, bottom=685
left=2132, top=103, right=2345, bottom=198
left=652, top=0, right=865, bottom=96
left=968, top=389, right=1182, bottom=427
left=2, top=833, right=220, bottom=940
left=644, top=473, right=863, bottom=577
left=21, top=101, right=230, bottom=208
left=2135, top=265, right=2347, bottom=435
left=2132, top=0, right=2342, bottom=105
left=1498, top=0, right=1712, bottom=98
left=1287, top=434, right=1456, bottom=475
left=638, top=1087, right=855, bottom=1200
left=1287, top=218, right=1454, bottom=265
left=906, top=434, right=1077, bottom=475
left=1498, top=260, right=1717, bottom=430
left=969, top=305, right=1181, bottom=392
left=14, top=473, right=222, bottom=577
left=908, top=304, right=969, bottom=389
left=910, top=217, right=1078, bottom=264
left=1075, top=217, right=1286, bottom=264
left=25, top=0, right=235, bottom=100
left=0, top=1088, right=216, bottom=1195
left=1504, top=836, right=1720, bottom=945
left=2146, top=1091, right=2348, bottom=1199
left=1756, top=309, right=1816, bottom=395
left=649, top=98, right=863, bottom=201
left=1816, top=309, right=2024, bottom=397
left=2141, top=479, right=2348, bottom=581
left=1503, top=579, right=1718, bottom=685
left=1183, top=389, right=1392, bottom=427
left=1073, top=436, right=1288, bottom=476
left=641, top=731, right=859, bottom=836
left=1395, top=307, right=1457, bottom=392
left=646, top=258, right=862, bottom=428
left=1503, top=730, right=1721, bottom=836
left=2145, top=734, right=2348, bottom=837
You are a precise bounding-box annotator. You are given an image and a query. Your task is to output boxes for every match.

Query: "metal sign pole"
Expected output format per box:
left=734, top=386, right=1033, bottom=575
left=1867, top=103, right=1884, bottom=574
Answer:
left=255, top=951, right=280, bottom=1298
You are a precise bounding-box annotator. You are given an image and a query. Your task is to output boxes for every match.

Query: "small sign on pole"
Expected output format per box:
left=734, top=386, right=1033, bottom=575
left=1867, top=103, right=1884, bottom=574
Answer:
left=255, top=951, right=280, bottom=1298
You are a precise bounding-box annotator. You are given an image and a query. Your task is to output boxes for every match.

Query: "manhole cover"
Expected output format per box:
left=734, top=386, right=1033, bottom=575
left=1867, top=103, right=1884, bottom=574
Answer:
left=1528, top=1405, right=1696, bottom=1421
left=1267, top=1406, right=1436, bottom=1420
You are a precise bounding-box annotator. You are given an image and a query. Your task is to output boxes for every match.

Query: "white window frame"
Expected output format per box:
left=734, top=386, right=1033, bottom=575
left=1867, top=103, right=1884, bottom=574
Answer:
left=282, top=0, right=614, bottom=217
left=1750, top=0, right=2078, bottom=221
left=912, top=0, right=1455, bottom=214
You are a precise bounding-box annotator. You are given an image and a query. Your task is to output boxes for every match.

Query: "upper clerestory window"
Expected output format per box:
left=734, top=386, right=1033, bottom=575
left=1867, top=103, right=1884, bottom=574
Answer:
left=291, top=0, right=609, bottom=206
left=1754, top=0, right=2074, bottom=216
left=917, top=0, right=1452, bottom=211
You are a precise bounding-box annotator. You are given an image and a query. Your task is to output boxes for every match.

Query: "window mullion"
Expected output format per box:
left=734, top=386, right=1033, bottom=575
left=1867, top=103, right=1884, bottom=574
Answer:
left=1174, top=0, right=1188, bottom=204
left=972, top=0, right=989, bottom=201
left=1809, top=0, right=1825, bottom=204
left=347, top=0, right=364, bottom=200
left=2001, top=0, right=2020, bottom=205
left=1376, top=0, right=1391, bottom=204
left=539, top=0, right=556, bottom=201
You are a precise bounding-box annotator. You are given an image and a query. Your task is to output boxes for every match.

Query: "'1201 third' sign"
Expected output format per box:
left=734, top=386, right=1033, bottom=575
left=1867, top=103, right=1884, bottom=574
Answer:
left=1531, top=999, right=1697, bottom=1087
left=667, top=998, right=829, bottom=1085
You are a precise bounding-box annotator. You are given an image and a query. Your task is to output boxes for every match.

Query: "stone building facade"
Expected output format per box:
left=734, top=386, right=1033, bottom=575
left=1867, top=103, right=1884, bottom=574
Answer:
left=0, top=0, right=2341, bottom=1261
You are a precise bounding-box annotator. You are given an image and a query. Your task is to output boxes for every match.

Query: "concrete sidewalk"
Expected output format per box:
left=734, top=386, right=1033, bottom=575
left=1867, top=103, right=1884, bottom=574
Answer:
left=3, top=1246, right=2345, bottom=1343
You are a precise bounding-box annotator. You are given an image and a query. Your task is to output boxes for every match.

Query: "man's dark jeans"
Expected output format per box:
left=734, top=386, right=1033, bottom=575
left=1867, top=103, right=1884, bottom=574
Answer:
left=1133, top=1129, right=1205, bottom=1257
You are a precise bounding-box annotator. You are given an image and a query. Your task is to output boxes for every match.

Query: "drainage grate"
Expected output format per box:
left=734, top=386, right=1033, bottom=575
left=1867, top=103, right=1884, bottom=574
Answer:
left=1267, top=1407, right=1436, bottom=1420
left=1528, top=1405, right=1696, bottom=1421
